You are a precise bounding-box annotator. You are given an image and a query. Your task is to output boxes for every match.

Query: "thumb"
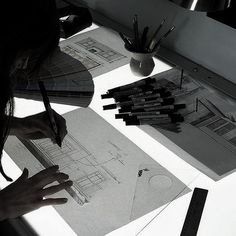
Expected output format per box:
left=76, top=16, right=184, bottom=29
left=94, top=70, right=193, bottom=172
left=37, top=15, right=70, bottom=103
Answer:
left=17, top=168, right=29, bottom=182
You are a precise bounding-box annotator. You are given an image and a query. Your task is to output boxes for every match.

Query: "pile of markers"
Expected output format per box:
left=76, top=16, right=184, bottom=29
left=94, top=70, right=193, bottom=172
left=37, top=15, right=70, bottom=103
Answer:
left=101, top=77, right=186, bottom=133
left=119, top=15, right=175, bottom=53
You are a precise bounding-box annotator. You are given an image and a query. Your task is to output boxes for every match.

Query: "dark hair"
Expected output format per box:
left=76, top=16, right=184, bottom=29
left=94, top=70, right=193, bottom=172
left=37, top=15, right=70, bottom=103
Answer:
left=0, top=0, right=60, bottom=181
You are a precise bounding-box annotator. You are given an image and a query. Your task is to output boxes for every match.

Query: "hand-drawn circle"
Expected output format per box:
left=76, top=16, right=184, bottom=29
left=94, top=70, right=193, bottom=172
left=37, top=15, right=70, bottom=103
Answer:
left=149, top=175, right=173, bottom=189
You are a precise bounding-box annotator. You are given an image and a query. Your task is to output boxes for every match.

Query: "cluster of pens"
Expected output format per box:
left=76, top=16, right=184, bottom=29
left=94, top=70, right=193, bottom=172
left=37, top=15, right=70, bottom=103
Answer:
left=101, top=77, right=186, bottom=133
left=119, top=15, right=175, bottom=53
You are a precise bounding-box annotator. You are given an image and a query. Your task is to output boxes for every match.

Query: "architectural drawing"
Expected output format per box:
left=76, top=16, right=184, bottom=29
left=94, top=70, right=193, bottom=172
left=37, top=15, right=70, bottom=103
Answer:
left=61, top=45, right=101, bottom=71
left=140, top=69, right=236, bottom=180
left=59, top=27, right=130, bottom=77
left=75, top=37, right=126, bottom=63
left=4, top=108, right=189, bottom=236
left=19, top=134, right=123, bottom=205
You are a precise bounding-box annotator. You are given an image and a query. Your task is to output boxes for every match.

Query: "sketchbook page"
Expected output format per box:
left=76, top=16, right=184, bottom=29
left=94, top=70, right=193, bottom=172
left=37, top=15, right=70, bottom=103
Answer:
left=4, top=108, right=189, bottom=236
left=14, top=48, right=94, bottom=107
left=139, top=68, right=236, bottom=181
left=59, top=27, right=130, bottom=78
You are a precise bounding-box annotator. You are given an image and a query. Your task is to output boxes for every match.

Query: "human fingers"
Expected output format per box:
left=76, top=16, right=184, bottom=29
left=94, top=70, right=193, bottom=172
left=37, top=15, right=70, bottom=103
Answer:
left=36, top=172, right=70, bottom=188
left=1, top=168, right=29, bottom=193
left=40, top=197, right=68, bottom=206
left=37, top=120, right=56, bottom=142
left=16, top=168, right=29, bottom=182
left=41, top=180, right=73, bottom=196
left=28, top=165, right=59, bottom=184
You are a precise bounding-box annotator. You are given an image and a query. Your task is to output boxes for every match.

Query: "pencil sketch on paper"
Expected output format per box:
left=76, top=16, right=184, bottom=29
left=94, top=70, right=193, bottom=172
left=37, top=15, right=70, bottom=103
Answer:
left=59, top=27, right=130, bottom=77
left=19, top=134, right=121, bottom=205
left=4, top=108, right=190, bottom=236
left=140, top=69, right=236, bottom=180
left=75, top=37, right=126, bottom=63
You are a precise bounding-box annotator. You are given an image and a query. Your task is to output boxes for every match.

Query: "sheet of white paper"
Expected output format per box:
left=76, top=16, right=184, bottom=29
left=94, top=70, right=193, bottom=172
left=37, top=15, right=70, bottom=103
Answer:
left=140, top=69, right=236, bottom=180
left=60, top=27, right=130, bottom=78
left=5, top=108, right=189, bottom=236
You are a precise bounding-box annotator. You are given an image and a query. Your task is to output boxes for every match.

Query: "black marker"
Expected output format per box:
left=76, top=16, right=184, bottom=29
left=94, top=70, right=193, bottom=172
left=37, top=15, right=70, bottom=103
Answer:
left=128, top=89, right=171, bottom=99
left=116, top=110, right=173, bottom=119
left=38, top=81, right=62, bottom=147
left=124, top=114, right=184, bottom=125
left=116, top=99, right=176, bottom=112
left=144, top=104, right=186, bottom=111
left=131, top=99, right=175, bottom=110
left=118, top=103, right=186, bottom=113
left=103, top=97, right=175, bottom=110
left=104, top=77, right=156, bottom=94
left=115, top=88, right=168, bottom=102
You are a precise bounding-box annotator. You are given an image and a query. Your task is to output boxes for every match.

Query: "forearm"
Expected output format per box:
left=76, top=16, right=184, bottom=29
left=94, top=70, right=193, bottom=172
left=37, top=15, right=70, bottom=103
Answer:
left=7, top=116, right=24, bottom=136
left=0, top=199, right=8, bottom=221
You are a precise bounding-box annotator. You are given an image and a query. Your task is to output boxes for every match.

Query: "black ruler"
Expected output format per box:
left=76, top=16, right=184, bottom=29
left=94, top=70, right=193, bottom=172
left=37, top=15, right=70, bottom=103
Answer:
left=181, top=187, right=208, bottom=236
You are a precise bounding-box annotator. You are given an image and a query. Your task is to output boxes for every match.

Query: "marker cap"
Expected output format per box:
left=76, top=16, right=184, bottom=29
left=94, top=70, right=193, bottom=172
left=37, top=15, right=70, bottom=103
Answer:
left=103, top=104, right=117, bottom=110
left=115, top=113, right=130, bottom=119
left=101, top=93, right=113, bottom=99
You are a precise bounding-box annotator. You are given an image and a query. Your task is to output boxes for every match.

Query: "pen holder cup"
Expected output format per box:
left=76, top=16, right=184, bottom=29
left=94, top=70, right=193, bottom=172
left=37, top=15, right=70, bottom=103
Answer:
left=127, top=49, right=157, bottom=77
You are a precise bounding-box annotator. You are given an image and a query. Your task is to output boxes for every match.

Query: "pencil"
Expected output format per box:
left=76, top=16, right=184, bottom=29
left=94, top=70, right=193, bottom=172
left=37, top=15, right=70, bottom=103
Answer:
left=141, top=26, right=149, bottom=51
left=154, top=26, right=176, bottom=51
left=38, top=81, right=62, bottom=147
left=133, top=14, right=140, bottom=50
left=147, top=18, right=166, bottom=52
left=119, top=32, right=133, bottom=49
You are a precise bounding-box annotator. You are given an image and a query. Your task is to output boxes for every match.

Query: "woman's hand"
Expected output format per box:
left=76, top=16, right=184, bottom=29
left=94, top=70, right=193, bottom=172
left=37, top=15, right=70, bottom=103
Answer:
left=10, top=111, right=67, bottom=142
left=0, top=165, right=73, bottom=221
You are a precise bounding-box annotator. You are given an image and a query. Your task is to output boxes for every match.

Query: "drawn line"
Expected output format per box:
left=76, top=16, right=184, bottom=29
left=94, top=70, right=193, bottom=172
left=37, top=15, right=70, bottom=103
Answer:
left=135, top=174, right=200, bottom=236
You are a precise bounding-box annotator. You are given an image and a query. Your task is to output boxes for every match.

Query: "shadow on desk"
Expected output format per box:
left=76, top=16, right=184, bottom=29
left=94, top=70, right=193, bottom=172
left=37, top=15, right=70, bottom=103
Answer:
left=0, top=217, right=38, bottom=236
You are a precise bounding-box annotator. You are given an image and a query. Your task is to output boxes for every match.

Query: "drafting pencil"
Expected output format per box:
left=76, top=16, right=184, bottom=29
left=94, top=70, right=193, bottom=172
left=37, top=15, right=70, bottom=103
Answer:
left=141, top=26, right=149, bottom=50
left=147, top=18, right=166, bottom=52
left=119, top=32, right=133, bottom=49
left=133, top=14, right=140, bottom=50
left=38, top=81, right=62, bottom=147
left=153, top=26, right=175, bottom=50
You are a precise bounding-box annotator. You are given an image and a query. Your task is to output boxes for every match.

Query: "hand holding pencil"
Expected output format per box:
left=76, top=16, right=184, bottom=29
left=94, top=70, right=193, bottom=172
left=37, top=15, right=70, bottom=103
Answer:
left=38, top=81, right=67, bottom=146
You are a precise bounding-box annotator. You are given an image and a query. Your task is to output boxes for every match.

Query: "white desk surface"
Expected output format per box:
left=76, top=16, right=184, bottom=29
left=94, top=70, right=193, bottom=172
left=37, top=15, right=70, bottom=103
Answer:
left=1, top=24, right=236, bottom=236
